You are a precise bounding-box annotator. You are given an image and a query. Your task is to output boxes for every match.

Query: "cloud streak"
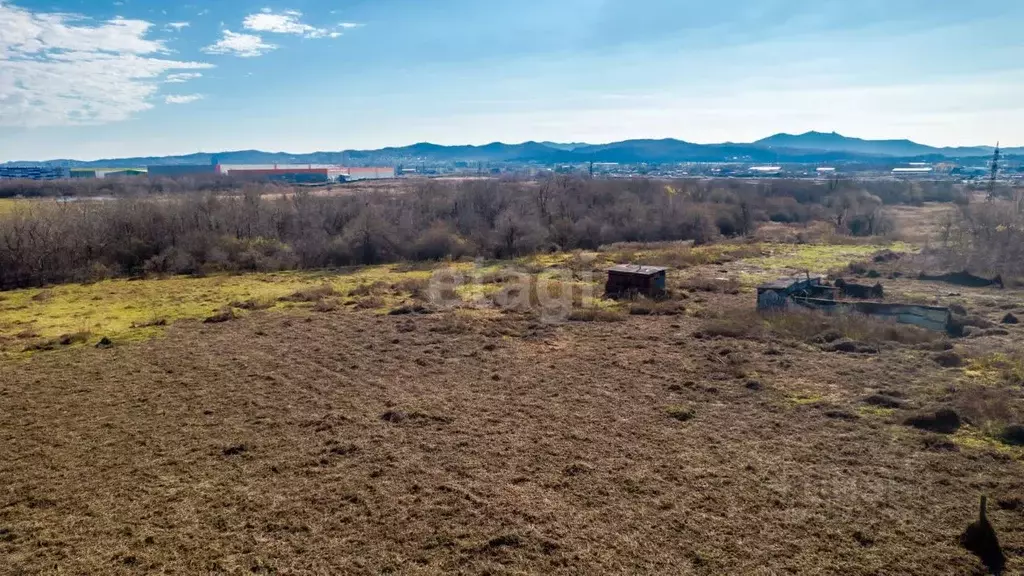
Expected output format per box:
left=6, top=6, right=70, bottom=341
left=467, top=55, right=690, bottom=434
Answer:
left=0, top=1, right=211, bottom=127
left=165, top=72, right=203, bottom=83
left=165, top=94, right=202, bottom=104
left=243, top=9, right=324, bottom=37
left=202, top=29, right=277, bottom=57
left=243, top=9, right=362, bottom=39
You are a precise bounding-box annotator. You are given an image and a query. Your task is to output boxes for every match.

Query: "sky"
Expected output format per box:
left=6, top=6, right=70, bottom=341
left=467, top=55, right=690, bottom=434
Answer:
left=0, top=0, right=1023, bottom=161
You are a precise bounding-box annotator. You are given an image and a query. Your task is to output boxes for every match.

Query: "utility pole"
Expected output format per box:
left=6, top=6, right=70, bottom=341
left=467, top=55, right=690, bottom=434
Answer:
left=987, top=142, right=1000, bottom=201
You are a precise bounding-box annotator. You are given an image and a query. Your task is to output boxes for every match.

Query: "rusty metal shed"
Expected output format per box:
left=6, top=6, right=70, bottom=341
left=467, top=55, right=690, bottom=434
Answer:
left=605, top=265, right=668, bottom=298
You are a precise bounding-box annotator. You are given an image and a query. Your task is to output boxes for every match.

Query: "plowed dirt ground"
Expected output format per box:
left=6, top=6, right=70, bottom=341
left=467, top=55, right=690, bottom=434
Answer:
left=3, top=289, right=1024, bottom=574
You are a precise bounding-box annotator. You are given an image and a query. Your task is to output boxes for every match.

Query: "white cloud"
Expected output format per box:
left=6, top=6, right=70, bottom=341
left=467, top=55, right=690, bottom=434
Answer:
left=165, top=21, right=190, bottom=31
left=244, top=9, right=321, bottom=36
left=165, top=94, right=202, bottom=104
left=0, top=1, right=212, bottom=127
left=202, top=30, right=277, bottom=57
left=242, top=9, right=361, bottom=39
left=165, top=72, right=202, bottom=83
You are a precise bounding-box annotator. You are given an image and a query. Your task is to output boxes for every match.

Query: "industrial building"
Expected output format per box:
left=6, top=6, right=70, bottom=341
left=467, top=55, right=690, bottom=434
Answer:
left=0, top=166, right=70, bottom=180
left=145, top=163, right=396, bottom=183
left=217, top=164, right=343, bottom=183
left=343, top=166, right=396, bottom=181
left=147, top=164, right=219, bottom=177
left=892, top=167, right=934, bottom=176
left=70, top=168, right=146, bottom=179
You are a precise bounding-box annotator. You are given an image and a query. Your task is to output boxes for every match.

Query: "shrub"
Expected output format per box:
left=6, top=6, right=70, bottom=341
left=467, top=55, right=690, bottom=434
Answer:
left=0, top=176, right=914, bottom=289
left=666, top=405, right=696, bottom=421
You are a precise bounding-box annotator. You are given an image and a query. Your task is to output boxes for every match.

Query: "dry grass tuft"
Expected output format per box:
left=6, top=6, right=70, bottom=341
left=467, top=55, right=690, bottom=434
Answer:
left=934, top=350, right=964, bottom=368
left=203, top=307, right=236, bottom=324
left=629, top=298, right=686, bottom=316
left=312, top=298, right=341, bottom=313
left=280, top=283, right=337, bottom=302
left=904, top=408, right=962, bottom=434
left=130, top=318, right=168, bottom=328
left=678, top=276, right=742, bottom=294
left=567, top=308, right=626, bottom=322
left=479, top=270, right=519, bottom=285
left=666, top=405, right=696, bottom=421
left=30, top=289, right=53, bottom=302
left=230, top=297, right=276, bottom=310
left=388, top=303, right=431, bottom=316
left=696, top=313, right=760, bottom=339
left=390, top=277, right=430, bottom=300
left=354, top=296, right=386, bottom=310
left=21, top=330, right=91, bottom=352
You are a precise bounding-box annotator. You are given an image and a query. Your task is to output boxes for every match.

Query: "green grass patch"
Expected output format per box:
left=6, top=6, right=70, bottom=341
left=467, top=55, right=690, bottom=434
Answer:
left=789, top=393, right=825, bottom=406
left=858, top=405, right=896, bottom=418
left=952, top=427, right=1024, bottom=459
left=744, top=242, right=915, bottom=275
left=0, top=264, right=455, bottom=355
left=962, top=353, right=1024, bottom=386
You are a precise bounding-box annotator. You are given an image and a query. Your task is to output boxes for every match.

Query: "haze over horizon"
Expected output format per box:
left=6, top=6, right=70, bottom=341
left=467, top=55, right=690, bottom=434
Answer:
left=1, top=0, right=1023, bottom=162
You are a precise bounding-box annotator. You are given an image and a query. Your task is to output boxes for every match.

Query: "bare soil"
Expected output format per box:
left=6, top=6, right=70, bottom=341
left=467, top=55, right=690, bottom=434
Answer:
left=2, top=292, right=1023, bottom=574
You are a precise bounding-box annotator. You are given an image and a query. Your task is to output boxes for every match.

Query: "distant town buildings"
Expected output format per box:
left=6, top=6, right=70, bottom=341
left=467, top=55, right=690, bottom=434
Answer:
left=892, top=167, right=934, bottom=176
left=0, top=162, right=398, bottom=183
left=146, top=165, right=219, bottom=177
left=749, top=166, right=783, bottom=175
left=0, top=153, right=1017, bottom=184
left=70, top=168, right=146, bottom=179
left=0, top=166, right=70, bottom=180
left=148, top=163, right=396, bottom=183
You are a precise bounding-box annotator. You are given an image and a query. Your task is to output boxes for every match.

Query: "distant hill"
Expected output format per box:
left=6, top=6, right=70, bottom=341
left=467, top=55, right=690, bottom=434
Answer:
left=539, top=141, right=590, bottom=151
left=755, top=131, right=1014, bottom=158
left=6, top=132, right=1019, bottom=167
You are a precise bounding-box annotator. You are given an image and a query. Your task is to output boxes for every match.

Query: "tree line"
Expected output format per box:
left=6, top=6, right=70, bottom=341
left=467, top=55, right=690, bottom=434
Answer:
left=0, top=176, right=914, bottom=289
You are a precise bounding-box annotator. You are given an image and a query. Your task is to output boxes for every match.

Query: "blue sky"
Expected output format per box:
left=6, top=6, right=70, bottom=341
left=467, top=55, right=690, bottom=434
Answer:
left=0, top=0, right=1022, bottom=161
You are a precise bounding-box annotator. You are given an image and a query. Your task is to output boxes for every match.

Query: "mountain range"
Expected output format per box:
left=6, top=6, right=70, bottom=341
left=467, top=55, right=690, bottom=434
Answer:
left=7, top=132, right=1019, bottom=168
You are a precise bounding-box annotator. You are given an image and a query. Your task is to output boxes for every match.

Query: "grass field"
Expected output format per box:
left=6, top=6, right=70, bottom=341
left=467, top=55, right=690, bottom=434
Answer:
left=2, top=224, right=1023, bottom=574
left=0, top=241, right=911, bottom=356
